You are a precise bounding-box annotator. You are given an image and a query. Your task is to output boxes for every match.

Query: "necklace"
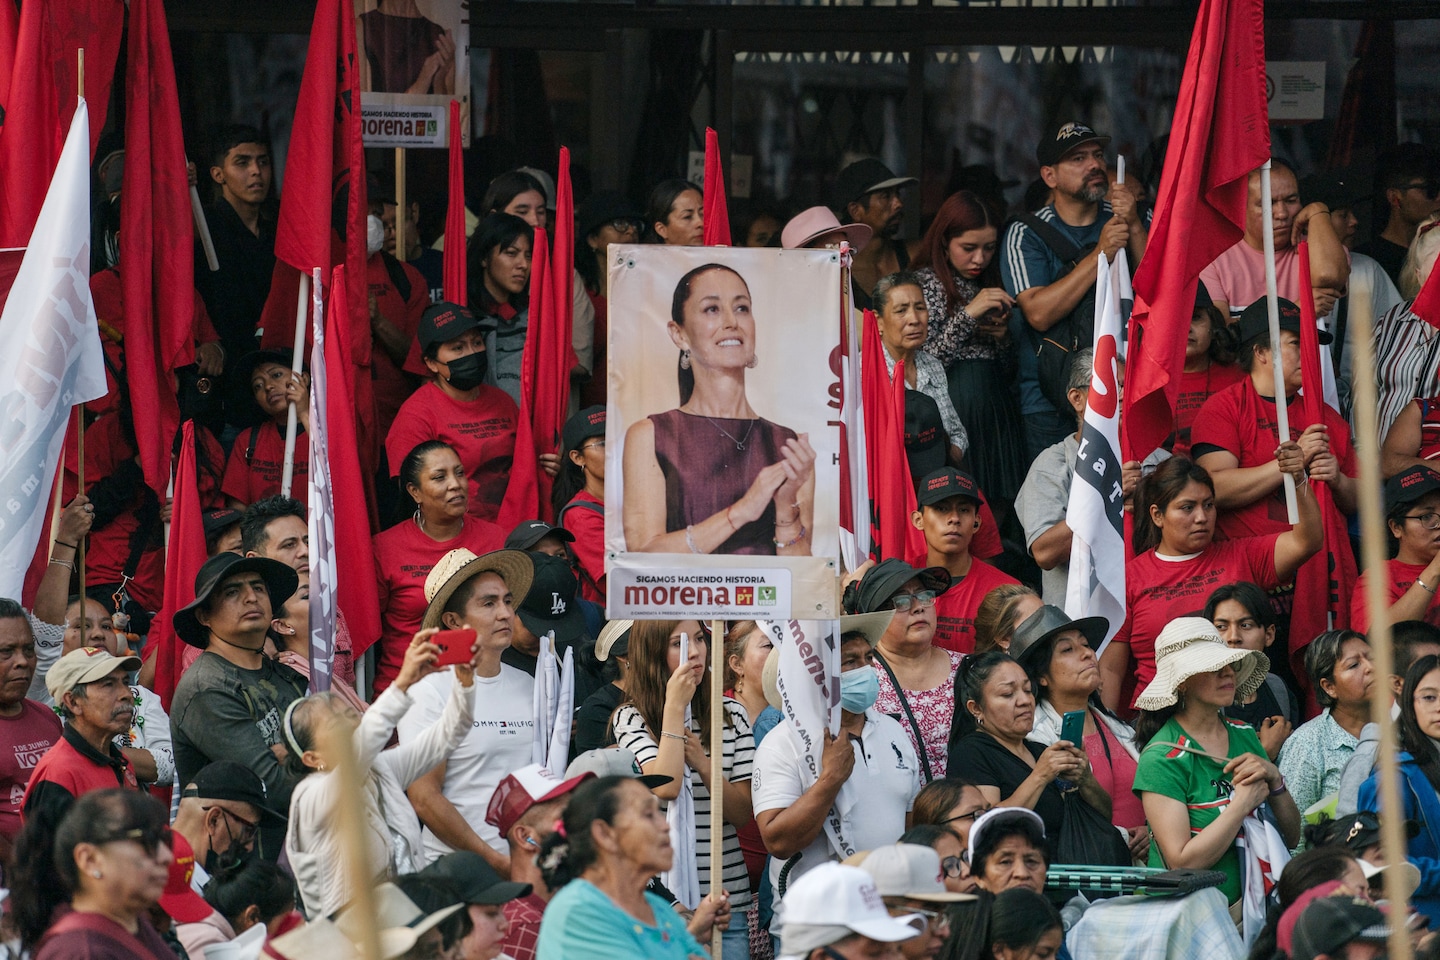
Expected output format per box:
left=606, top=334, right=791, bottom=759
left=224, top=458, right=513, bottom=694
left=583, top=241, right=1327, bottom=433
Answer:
left=705, top=416, right=756, bottom=451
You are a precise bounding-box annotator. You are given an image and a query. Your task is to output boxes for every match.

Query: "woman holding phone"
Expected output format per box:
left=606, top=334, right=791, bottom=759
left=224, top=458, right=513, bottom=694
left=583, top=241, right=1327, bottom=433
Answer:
left=610, top=620, right=755, bottom=960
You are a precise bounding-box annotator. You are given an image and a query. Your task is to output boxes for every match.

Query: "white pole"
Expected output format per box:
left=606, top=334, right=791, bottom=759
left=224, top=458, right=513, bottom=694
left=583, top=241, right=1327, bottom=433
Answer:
left=1260, top=159, right=1299, bottom=524
left=190, top=183, right=219, bottom=271
left=280, top=271, right=312, bottom=498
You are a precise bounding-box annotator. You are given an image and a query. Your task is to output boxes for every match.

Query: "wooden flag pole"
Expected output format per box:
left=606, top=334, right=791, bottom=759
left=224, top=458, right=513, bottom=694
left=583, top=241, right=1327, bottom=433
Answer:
left=1260, top=159, right=1299, bottom=523
left=395, top=149, right=406, bottom=261
left=321, top=705, right=382, bottom=960
left=1348, top=291, right=1415, bottom=960
left=709, top=618, right=725, bottom=959
left=279, top=271, right=313, bottom=497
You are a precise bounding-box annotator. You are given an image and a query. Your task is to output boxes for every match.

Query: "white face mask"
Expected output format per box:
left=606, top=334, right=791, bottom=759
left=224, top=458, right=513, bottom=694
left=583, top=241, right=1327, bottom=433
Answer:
left=367, top=214, right=385, bottom=255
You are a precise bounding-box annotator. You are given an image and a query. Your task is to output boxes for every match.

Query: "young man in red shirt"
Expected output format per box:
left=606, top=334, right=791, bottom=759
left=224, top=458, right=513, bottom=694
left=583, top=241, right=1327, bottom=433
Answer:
left=221, top=350, right=310, bottom=508
left=913, top=467, right=1018, bottom=653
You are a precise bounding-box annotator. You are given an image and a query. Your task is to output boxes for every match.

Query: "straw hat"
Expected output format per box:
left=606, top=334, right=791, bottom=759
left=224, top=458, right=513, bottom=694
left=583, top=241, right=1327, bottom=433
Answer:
left=1134, top=616, right=1269, bottom=711
left=421, top=549, right=535, bottom=630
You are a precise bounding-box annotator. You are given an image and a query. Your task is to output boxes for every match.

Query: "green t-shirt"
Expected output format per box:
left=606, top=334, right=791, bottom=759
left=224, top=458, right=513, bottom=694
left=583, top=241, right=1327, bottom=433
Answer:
left=1131, top=715, right=1267, bottom=903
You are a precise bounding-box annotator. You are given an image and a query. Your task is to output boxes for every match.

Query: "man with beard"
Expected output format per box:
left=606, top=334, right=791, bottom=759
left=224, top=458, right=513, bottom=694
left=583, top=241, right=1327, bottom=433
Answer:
left=1001, top=122, right=1148, bottom=460
left=833, top=158, right=919, bottom=311
left=22, top=647, right=143, bottom=834
left=172, top=760, right=287, bottom=892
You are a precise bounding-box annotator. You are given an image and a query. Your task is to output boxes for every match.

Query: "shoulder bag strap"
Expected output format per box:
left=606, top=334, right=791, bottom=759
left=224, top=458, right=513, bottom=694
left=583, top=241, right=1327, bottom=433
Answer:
left=872, top=650, right=933, bottom=783
left=1016, top=213, right=1086, bottom=267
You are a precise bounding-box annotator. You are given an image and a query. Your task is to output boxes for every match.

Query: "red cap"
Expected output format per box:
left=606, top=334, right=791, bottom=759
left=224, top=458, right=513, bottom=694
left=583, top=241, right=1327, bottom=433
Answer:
left=159, top=831, right=215, bottom=924
left=485, top=764, right=593, bottom=838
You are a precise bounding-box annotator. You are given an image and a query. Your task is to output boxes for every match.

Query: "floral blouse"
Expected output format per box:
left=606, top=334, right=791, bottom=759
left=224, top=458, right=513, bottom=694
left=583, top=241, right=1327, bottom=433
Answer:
left=874, top=648, right=964, bottom=783
left=916, top=268, right=1011, bottom=365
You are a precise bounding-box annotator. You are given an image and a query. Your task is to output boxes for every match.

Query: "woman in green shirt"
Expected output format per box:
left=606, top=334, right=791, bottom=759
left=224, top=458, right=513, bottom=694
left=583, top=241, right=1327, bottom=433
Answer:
left=1131, top=617, right=1300, bottom=905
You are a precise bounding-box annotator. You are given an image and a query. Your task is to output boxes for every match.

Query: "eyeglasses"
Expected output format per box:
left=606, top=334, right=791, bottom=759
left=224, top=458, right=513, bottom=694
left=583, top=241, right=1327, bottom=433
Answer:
left=581, top=439, right=606, bottom=452
left=1404, top=512, right=1440, bottom=530
left=205, top=805, right=261, bottom=845
left=889, top=904, right=948, bottom=933
left=607, top=218, right=644, bottom=234
left=890, top=590, right=936, bottom=612
left=939, top=855, right=965, bottom=879
left=941, top=807, right=989, bottom=827
left=97, top=825, right=173, bottom=857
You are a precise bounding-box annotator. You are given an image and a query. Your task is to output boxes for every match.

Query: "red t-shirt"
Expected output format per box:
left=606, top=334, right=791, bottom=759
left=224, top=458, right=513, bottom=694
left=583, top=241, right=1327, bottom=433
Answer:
left=367, top=254, right=428, bottom=439
left=372, top=517, right=504, bottom=690
left=22, top=733, right=139, bottom=815
left=385, top=381, right=519, bottom=523
left=932, top=558, right=1019, bottom=653
left=0, top=701, right=61, bottom=839
left=1117, top=536, right=1282, bottom=708
left=1171, top=363, right=1246, bottom=458
left=1084, top=720, right=1145, bottom=831
left=221, top=421, right=310, bottom=506
left=1351, top=559, right=1440, bottom=634
left=1190, top=378, right=1357, bottom=542
left=559, top=489, right=605, bottom=604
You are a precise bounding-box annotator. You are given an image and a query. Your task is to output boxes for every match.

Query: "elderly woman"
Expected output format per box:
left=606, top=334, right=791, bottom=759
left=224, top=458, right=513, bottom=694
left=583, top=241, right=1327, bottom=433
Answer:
left=534, top=776, right=729, bottom=960
left=845, top=559, right=957, bottom=781
left=283, top=626, right=478, bottom=917
left=1277, top=630, right=1374, bottom=819
left=1010, top=605, right=1147, bottom=861
left=1133, top=617, right=1300, bottom=908
left=873, top=271, right=969, bottom=466
left=12, top=788, right=175, bottom=957
left=624, top=263, right=816, bottom=556
left=965, top=807, right=1049, bottom=895
left=373, top=440, right=505, bottom=691
left=946, top=652, right=1119, bottom=862
left=973, top=583, right=1042, bottom=655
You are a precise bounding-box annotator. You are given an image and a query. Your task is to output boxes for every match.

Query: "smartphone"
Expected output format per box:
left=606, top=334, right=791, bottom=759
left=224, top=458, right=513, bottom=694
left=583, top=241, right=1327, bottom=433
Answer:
left=1059, top=710, right=1086, bottom=746
left=432, top=628, right=477, bottom=668
left=679, top=632, right=690, bottom=670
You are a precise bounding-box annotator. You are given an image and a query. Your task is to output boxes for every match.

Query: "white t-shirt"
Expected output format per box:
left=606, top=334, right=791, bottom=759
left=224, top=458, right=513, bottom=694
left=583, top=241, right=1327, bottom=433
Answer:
left=396, top=665, right=534, bottom=865
left=751, top=710, right=921, bottom=895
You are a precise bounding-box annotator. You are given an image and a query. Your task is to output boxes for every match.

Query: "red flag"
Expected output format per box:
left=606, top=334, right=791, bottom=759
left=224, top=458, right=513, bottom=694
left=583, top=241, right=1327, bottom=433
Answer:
left=498, top=228, right=549, bottom=529
left=443, top=99, right=466, bottom=305
left=153, top=421, right=206, bottom=712
left=551, top=147, right=577, bottom=397
left=1290, top=241, right=1357, bottom=695
left=1412, top=221, right=1440, bottom=329
left=1123, top=0, right=1269, bottom=460
left=321, top=265, right=382, bottom=652
left=860, top=309, right=923, bottom=562
left=0, top=0, right=18, bottom=116
left=702, top=128, right=731, bottom=246
left=120, top=0, right=193, bottom=499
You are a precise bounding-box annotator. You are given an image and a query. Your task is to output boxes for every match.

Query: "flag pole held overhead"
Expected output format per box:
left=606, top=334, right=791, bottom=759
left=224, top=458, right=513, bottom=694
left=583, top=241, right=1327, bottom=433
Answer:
left=1260, top=159, right=1299, bottom=524
left=280, top=271, right=311, bottom=498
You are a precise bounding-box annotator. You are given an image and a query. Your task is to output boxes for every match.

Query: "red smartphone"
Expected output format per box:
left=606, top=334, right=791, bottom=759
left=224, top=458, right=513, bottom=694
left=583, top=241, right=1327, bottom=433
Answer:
left=432, top=628, right=477, bottom=668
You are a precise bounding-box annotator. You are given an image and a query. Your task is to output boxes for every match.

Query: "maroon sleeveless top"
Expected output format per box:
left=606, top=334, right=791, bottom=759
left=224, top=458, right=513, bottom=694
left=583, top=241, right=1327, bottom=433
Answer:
left=648, top=409, right=798, bottom=555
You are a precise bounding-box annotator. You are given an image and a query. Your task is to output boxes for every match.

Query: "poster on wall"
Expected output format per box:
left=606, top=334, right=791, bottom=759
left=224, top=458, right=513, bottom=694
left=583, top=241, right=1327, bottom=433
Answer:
left=355, top=0, right=470, bottom=147
left=604, top=246, right=843, bottom=620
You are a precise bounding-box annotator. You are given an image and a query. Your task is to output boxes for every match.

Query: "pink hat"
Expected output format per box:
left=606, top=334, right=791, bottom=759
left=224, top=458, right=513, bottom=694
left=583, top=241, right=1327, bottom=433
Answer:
left=485, top=763, right=592, bottom=838
left=781, top=206, right=872, bottom=252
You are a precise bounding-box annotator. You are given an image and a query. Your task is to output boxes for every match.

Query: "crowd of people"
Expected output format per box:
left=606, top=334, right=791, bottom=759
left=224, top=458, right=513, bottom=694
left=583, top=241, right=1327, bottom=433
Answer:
left=4, top=109, right=1440, bottom=960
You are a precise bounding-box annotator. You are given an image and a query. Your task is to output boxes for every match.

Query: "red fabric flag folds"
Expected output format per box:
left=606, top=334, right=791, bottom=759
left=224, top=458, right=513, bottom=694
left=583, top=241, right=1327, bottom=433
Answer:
left=443, top=99, right=466, bottom=305
left=702, top=128, right=731, bottom=246
left=121, top=0, right=194, bottom=498
left=1123, top=0, right=1269, bottom=460
left=498, top=228, right=549, bottom=529
left=153, top=421, right=206, bottom=712
left=860, top=309, right=922, bottom=562
left=1412, top=222, right=1440, bottom=329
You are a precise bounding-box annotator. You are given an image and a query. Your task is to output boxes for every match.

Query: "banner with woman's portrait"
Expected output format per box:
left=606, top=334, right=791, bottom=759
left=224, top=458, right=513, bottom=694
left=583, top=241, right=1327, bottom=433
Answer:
left=605, top=246, right=842, bottom=620
left=355, top=0, right=469, bottom=147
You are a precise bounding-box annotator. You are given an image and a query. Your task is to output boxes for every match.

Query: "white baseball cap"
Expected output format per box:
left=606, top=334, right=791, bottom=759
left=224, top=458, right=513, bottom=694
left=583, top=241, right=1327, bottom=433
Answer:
left=1359, top=858, right=1421, bottom=902
left=967, top=807, right=1046, bottom=867
left=777, top=863, right=922, bottom=956
left=857, top=844, right=976, bottom=903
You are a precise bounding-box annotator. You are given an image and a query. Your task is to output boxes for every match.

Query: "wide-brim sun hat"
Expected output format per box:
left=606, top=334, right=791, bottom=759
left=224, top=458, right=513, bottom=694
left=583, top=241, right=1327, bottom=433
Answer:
left=780, top=206, right=873, bottom=252
left=421, top=549, right=535, bottom=630
left=172, top=554, right=299, bottom=649
left=1134, top=616, right=1269, bottom=711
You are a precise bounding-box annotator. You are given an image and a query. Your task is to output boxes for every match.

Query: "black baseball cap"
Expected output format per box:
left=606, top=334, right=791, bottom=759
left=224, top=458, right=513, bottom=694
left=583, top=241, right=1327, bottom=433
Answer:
left=577, top=191, right=643, bottom=239
left=518, top=552, right=587, bottom=645
left=831, top=158, right=917, bottom=212
left=904, top=392, right=948, bottom=481
left=562, top=406, right=607, bottom=455
left=172, top=554, right=298, bottom=649
left=183, top=760, right=287, bottom=824
left=1302, top=166, right=1372, bottom=212
left=202, top=508, right=242, bottom=541
left=916, top=468, right=984, bottom=508
left=1385, top=465, right=1440, bottom=512
left=1291, top=898, right=1389, bottom=960
left=1235, top=297, right=1332, bottom=346
left=1036, top=121, right=1111, bottom=167
left=417, top=301, right=482, bottom=353
left=844, top=559, right=951, bottom=615
left=506, top=520, right=575, bottom=551
left=419, top=852, right=532, bottom=906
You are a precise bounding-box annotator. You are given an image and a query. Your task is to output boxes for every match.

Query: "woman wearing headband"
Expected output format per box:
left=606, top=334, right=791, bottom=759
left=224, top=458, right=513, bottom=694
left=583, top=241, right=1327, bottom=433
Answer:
left=282, top=628, right=477, bottom=917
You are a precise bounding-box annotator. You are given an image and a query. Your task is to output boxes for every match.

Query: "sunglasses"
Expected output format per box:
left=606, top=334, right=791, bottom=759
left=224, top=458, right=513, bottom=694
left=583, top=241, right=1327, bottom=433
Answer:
left=97, top=824, right=174, bottom=857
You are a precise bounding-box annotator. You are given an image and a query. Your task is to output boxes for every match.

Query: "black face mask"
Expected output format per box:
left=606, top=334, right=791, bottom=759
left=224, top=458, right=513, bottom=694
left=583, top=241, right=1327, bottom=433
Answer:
left=444, top=351, right=488, bottom=391
left=205, top=837, right=255, bottom=877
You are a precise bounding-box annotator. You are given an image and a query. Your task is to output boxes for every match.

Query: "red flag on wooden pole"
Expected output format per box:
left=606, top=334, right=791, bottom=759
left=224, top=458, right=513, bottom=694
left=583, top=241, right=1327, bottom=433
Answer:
left=1123, top=0, right=1269, bottom=460
left=702, top=128, right=730, bottom=246
left=498, top=228, right=549, bottom=529
left=152, top=421, right=206, bottom=712
left=860, top=309, right=922, bottom=562
left=443, top=99, right=466, bottom=305
left=120, top=0, right=193, bottom=499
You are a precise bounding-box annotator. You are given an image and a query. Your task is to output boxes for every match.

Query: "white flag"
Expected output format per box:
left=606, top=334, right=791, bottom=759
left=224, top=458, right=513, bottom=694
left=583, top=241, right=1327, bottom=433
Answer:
left=0, top=101, right=106, bottom=597
left=839, top=247, right=870, bottom=571
left=1064, top=250, right=1129, bottom=651
left=307, top=270, right=335, bottom=692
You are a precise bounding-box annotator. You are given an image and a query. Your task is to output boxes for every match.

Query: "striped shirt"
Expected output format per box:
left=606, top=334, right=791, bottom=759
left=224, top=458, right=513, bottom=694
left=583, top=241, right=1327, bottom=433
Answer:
left=1373, top=299, right=1440, bottom=441
left=612, top=698, right=755, bottom=907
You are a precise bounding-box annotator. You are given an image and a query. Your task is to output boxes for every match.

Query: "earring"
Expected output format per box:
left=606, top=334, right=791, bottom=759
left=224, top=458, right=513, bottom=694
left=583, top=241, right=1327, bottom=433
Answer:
left=973, top=714, right=984, bottom=727
left=680, top=350, right=691, bottom=370
left=413, top=507, right=425, bottom=530
left=746, top=354, right=759, bottom=369
left=973, top=520, right=981, bottom=529
left=91, top=870, right=103, bottom=879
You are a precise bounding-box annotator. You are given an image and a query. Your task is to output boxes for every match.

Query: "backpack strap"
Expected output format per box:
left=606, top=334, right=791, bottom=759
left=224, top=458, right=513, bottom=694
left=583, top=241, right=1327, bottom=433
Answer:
left=382, top=252, right=413, bottom=304
left=1014, top=212, right=1088, bottom=268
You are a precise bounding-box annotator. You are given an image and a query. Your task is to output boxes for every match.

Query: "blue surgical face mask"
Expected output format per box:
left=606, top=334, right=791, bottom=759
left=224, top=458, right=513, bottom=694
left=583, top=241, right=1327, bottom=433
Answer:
left=839, top=666, right=880, bottom=713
